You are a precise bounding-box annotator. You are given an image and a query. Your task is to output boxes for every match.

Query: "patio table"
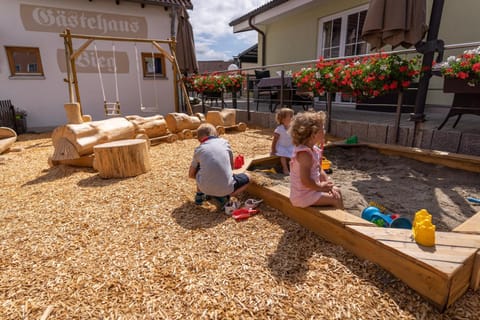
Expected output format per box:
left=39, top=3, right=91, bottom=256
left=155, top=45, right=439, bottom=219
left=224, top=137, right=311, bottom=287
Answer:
left=257, top=76, right=293, bottom=111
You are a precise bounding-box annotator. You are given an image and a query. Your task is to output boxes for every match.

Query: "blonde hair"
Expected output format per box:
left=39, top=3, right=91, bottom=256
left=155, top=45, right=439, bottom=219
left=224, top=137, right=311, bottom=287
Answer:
left=289, top=111, right=326, bottom=146
left=275, top=107, right=294, bottom=125
left=197, top=123, right=218, bottom=139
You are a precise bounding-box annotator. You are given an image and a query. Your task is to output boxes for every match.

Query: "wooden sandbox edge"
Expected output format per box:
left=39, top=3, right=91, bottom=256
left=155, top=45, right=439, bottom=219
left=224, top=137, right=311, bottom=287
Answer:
left=245, top=154, right=480, bottom=311
left=366, top=143, right=480, bottom=173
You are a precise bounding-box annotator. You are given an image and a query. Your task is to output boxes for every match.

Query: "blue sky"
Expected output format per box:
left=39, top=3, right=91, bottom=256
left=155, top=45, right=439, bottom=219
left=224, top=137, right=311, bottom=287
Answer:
left=189, top=0, right=270, bottom=61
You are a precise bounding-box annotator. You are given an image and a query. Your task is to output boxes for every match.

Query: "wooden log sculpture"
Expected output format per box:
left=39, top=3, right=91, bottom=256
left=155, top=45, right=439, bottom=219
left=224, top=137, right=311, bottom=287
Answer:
left=165, top=112, right=204, bottom=139
left=125, top=115, right=178, bottom=144
left=0, top=127, right=17, bottom=154
left=206, top=108, right=247, bottom=134
left=125, top=115, right=169, bottom=138
left=51, top=117, right=136, bottom=161
left=93, top=139, right=151, bottom=178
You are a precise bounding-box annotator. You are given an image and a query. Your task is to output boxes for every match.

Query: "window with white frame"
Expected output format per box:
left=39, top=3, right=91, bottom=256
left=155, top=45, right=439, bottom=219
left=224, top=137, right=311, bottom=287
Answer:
left=5, top=46, right=44, bottom=77
left=318, top=5, right=369, bottom=102
left=318, top=5, right=368, bottom=59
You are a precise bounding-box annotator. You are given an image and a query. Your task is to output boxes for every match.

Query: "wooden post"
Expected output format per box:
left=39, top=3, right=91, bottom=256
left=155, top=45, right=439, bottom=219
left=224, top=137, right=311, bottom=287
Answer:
left=65, top=29, right=82, bottom=115
left=394, top=91, right=404, bottom=143
left=64, top=103, right=84, bottom=124
left=326, top=92, right=333, bottom=133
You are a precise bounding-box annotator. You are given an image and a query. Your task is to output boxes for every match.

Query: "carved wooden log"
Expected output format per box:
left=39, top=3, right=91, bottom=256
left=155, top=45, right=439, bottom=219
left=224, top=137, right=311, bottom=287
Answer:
left=51, top=117, right=135, bottom=161
left=165, top=113, right=202, bottom=133
left=64, top=103, right=84, bottom=124
left=235, top=122, right=247, bottom=132
left=206, top=109, right=246, bottom=133
left=64, top=103, right=92, bottom=123
left=126, top=115, right=169, bottom=138
left=0, top=127, right=17, bottom=154
left=150, top=133, right=178, bottom=146
left=93, top=139, right=151, bottom=178
left=206, top=108, right=236, bottom=126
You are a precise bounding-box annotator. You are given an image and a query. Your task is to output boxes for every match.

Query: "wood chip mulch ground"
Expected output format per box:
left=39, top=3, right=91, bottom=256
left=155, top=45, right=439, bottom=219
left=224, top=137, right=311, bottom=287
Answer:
left=0, top=129, right=479, bottom=319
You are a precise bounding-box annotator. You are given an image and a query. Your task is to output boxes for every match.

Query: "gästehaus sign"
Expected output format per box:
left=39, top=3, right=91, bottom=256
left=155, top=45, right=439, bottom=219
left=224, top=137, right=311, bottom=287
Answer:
left=20, top=4, right=148, bottom=38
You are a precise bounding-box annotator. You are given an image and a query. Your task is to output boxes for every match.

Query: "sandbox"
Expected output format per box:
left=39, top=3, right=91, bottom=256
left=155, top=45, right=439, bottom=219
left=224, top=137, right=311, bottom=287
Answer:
left=243, top=143, right=480, bottom=311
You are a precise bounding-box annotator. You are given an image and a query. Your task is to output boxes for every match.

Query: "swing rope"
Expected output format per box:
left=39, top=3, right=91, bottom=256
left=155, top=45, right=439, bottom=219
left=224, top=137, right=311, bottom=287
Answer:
left=151, top=49, right=159, bottom=110
left=134, top=44, right=145, bottom=110
left=94, top=41, right=121, bottom=116
left=94, top=42, right=107, bottom=103
left=112, top=43, right=120, bottom=105
left=134, top=43, right=160, bottom=112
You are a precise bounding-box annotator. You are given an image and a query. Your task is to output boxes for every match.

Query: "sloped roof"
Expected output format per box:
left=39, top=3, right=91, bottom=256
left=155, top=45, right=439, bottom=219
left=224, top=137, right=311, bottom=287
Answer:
left=124, top=0, right=193, bottom=10
left=237, top=44, right=258, bottom=63
left=229, top=0, right=287, bottom=26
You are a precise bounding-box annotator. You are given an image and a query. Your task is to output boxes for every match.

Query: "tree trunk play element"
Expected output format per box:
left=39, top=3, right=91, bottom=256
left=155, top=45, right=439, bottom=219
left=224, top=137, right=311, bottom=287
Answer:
left=205, top=108, right=247, bottom=133
left=165, top=112, right=203, bottom=139
left=0, top=127, right=17, bottom=154
left=51, top=117, right=136, bottom=161
left=50, top=109, right=246, bottom=170
left=93, top=139, right=151, bottom=178
left=126, top=115, right=175, bottom=138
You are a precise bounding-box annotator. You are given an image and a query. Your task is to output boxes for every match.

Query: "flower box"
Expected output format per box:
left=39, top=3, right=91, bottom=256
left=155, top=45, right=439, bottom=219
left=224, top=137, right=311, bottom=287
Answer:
left=202, top=91, right=223, bottom=98
left=356, top=83, right=418, bottom=113
left=443, top=78, right=480, bottom=94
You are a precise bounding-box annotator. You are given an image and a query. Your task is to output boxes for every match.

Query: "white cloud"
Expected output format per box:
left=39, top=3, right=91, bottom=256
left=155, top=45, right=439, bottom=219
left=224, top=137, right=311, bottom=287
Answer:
left=189, top=0, right=269, bottom=61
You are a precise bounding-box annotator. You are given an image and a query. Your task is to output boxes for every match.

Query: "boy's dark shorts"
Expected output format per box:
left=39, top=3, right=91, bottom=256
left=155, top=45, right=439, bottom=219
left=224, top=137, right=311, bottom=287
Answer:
left=233, top=173, right=249, bottom=192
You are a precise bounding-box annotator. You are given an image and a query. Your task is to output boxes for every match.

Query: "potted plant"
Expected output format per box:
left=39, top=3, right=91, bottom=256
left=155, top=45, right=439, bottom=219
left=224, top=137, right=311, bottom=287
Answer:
left=436, top=46, right=480, bottom=93
left=223, top=72, right=244, bottom=93
left=192, top=73, right=224, bottom=96
left=15, top=108, right=27, bottom=134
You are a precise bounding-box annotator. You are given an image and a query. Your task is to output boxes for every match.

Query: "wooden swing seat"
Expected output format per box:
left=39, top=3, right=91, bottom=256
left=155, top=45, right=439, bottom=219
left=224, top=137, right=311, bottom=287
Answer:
left=104, top=101, right=121, bottom=116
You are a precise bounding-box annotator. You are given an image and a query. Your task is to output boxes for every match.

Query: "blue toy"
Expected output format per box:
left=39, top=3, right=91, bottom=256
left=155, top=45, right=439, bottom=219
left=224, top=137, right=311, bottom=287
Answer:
left=390, top=217, right=413, bottom=229
left=361, top=206, right=392, bottom=227
left=361, top=206, right=412, bottom=229
left=467, top=197, right=480, bottom=204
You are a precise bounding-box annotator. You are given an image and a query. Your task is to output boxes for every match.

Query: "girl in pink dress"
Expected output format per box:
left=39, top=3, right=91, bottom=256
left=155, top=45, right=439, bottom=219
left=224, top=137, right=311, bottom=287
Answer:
left=288, top=111, right=343, bottom=209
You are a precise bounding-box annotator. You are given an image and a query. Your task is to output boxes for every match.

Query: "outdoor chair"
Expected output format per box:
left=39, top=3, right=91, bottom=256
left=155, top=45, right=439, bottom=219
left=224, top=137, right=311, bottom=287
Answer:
left=291, top=88, right=314, bottom=111
left=252, top=70, right=278, bottom=111
left=0, top=100, right=18, bottom=133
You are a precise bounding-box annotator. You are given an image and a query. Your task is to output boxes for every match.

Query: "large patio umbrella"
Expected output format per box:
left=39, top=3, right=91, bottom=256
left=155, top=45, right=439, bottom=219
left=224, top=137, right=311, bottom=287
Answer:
left=176, top=6, right=198, bottom=75
left=361, top=0, right=428, bottom=50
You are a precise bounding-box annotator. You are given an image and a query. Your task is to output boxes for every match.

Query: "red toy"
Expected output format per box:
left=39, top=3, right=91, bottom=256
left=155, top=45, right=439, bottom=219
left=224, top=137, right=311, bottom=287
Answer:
left=234, top=154, right=245, bottom=169
left=232, top=208, right=259, bottom=221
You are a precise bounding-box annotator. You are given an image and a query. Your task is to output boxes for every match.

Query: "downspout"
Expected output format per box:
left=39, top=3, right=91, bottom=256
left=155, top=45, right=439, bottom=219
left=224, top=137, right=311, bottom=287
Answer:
left=248, top=15, right=266, bottom=66
left=170, top=5, right=178, bottom=38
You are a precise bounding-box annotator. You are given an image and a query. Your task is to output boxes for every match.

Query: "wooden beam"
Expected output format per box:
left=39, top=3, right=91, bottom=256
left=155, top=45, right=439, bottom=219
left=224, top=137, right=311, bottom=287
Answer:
left=472, top=251, right=480, bottom=291
left=152, top=41, right=174, bottom=63
left=453, top=211, right=480, bottom=235
left=60, top=31, right=174, bottom=45
left=70, top=39, right=93, bottom=60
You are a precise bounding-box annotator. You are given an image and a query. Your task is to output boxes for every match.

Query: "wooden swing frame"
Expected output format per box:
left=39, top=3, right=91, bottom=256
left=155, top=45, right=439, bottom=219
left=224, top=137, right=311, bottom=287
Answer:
left=60, top=28, right=193, bottom=117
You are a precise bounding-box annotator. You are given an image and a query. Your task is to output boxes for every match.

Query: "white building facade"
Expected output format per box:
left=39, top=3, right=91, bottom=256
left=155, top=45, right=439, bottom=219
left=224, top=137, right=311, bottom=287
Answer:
left=0, top=0, right=192, bottom=132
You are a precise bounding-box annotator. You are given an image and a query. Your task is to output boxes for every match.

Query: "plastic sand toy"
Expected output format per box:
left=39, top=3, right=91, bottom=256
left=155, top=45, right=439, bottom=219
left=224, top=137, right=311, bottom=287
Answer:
left=412, top=209, right=436, bottom=247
